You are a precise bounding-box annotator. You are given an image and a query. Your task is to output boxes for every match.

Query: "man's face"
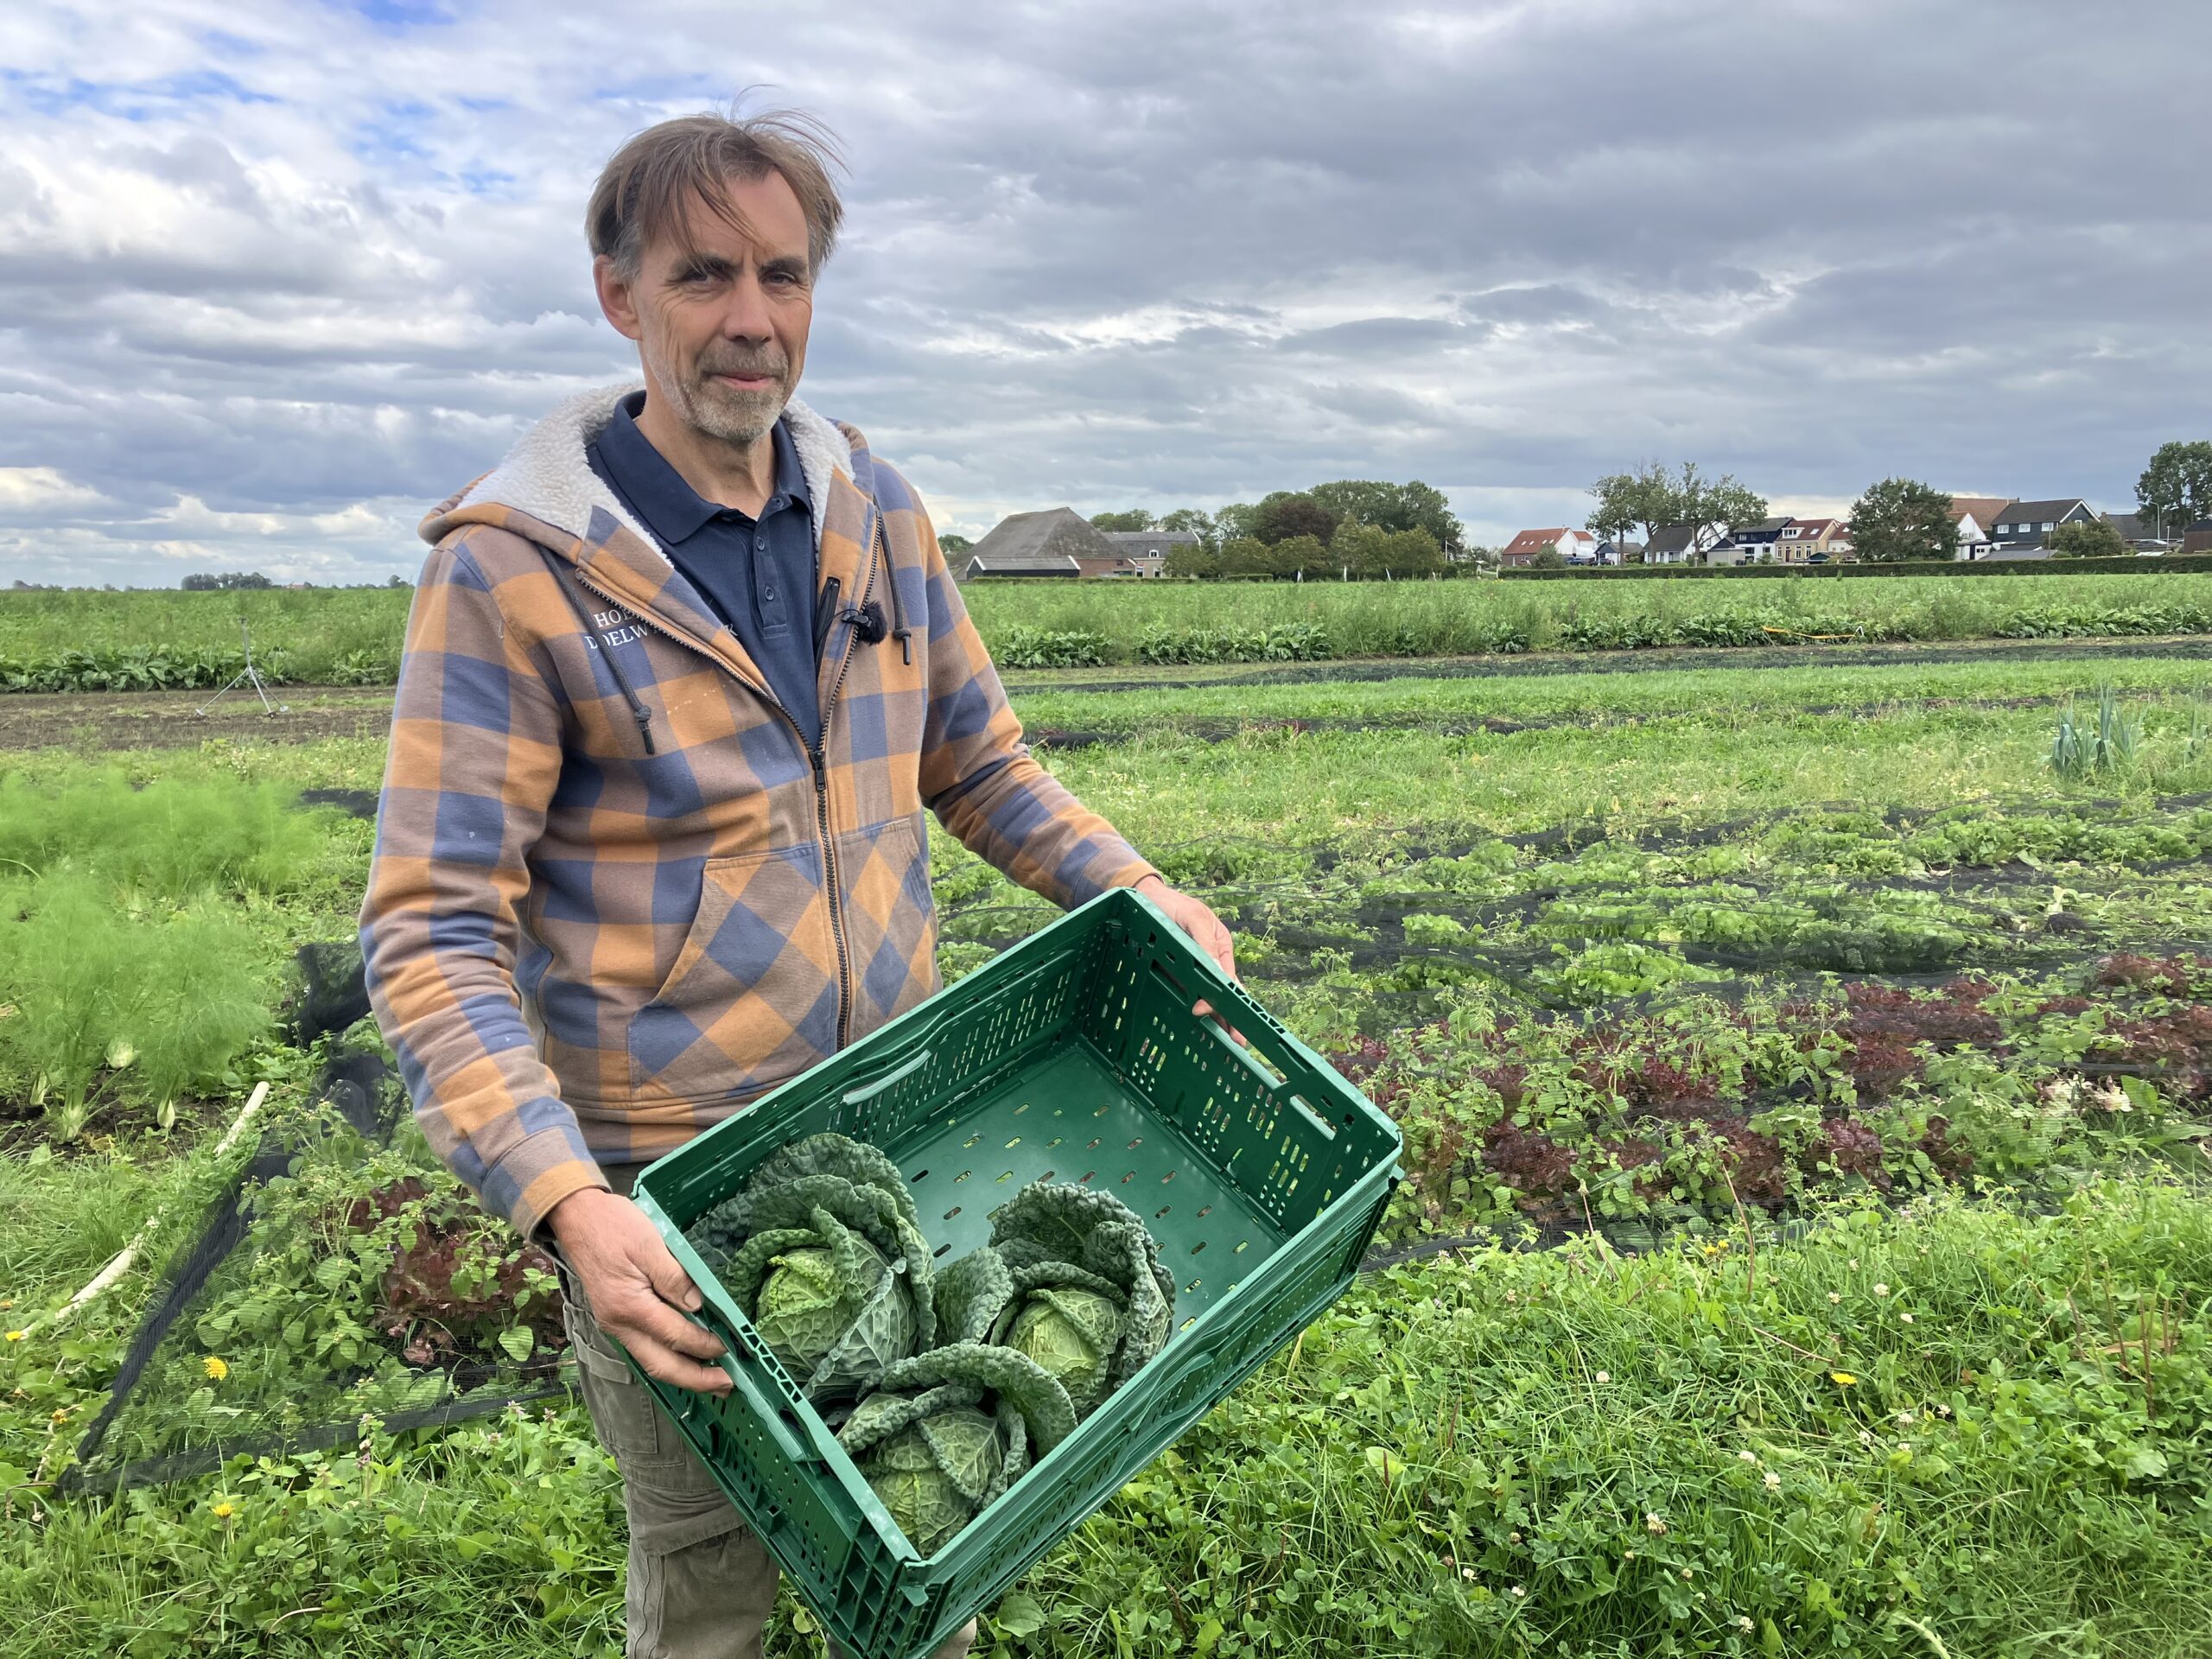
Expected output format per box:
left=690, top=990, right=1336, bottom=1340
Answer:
left=601, top=170, right=814, bottom=447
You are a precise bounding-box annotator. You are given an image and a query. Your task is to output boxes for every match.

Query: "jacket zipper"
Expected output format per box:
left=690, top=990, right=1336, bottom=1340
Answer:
left=568, top=535, right=879, bottom=1053
left=815, top=512, right=883, bottom=1049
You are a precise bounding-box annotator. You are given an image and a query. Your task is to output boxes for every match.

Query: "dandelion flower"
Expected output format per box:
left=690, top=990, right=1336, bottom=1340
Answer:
left=48, top=1408, right=68, bottom=1425
left=212, top=1501, right=238, bottom=1520
left=3, top=1330, right=25, bottom=1343
left=203, top=1356, right=229, bottom=1381
left=1645, top=1512, right=1669, bottom=1535
left=1763, top=1471, right=1781, bottom=1491
left=1830, top=1371, right=1858, bottom=1387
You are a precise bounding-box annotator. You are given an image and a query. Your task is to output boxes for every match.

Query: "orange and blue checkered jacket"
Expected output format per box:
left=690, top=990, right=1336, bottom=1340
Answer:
left=359, top=385, right=1158, bottom=1240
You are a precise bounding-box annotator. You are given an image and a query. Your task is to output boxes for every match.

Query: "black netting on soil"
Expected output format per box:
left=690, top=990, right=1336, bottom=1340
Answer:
left=62, top=942, right=570, bottom=1494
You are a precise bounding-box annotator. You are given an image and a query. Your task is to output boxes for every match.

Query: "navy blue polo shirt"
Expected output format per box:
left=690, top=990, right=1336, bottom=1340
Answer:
left=588, top=391, right=821, bottom=742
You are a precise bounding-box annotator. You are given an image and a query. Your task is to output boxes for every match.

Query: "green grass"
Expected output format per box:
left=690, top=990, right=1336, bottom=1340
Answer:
left=4, top=642, right=2212, bottom=1656
left=11, top=572, right=2212, bottom=685
left=3, top=1177, right=2206, bottom=1657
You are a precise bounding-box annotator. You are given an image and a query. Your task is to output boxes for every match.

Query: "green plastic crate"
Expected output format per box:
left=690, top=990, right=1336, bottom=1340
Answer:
left=628, top=885, right=1402, bottom=1659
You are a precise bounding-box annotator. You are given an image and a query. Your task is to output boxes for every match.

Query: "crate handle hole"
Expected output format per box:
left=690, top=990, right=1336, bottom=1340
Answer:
left=1288, top=1093, right=1337, bottom=1140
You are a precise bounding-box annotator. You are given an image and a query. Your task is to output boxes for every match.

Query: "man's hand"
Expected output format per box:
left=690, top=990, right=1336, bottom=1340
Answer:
left=549, top=1186, right=732, bottom=1395
left=1134, top=872, right=1243, bottom=1036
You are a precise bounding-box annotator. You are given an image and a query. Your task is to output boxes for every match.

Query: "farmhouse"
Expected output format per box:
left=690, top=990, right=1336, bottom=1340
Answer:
left=1500, top=527, right=1596, bottom=567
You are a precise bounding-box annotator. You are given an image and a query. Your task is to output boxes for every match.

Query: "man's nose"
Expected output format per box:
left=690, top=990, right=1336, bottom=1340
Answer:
left=718, top=274, right=773, bottom=341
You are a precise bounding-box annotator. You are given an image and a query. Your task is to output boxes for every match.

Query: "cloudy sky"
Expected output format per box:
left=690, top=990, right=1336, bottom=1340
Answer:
left=3, top=0, right=2206, bottom=586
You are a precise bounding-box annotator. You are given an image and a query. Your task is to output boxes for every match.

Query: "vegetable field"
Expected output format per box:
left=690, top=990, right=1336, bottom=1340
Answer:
left=3, top=607, right=2211, bottom=1657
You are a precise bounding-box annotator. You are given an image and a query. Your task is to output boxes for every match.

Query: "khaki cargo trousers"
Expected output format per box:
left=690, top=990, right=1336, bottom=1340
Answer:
left=560, top=1267, right=976, bottom=1659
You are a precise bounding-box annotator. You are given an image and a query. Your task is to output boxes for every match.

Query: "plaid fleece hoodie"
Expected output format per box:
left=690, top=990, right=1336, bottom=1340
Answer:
left=359, top=385, right=1158, bottom=1241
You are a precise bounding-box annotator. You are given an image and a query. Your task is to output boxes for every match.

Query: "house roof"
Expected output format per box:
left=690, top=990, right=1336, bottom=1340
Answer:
left=1781, top=518, right=1839, bottom=537
left=1503, top=527, right=1589, bottom=556
left=963, top=552, right=1081, bottom=576
left=966, top=506, right=1122, bottom=569
left=1644, top=524, right=1699, bottom=556
left=2101, top=512, right=2152, bottom=542
left=1985, top=546, right=2054, bottom=561
left=1997, top=498, right=2091, bottom=524
left=1101, top=530, right=1196, bottom=555
left=1945, top=495, right=2013, bottom=531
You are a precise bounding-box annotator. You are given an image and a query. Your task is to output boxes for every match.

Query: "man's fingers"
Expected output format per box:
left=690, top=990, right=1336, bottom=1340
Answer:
left=620, top=1330, right=733, bottom=1395
left=1192, top=997, right=1249, bottom=1048
left=636, top=1236, right=705, bottom=1313
left=605, top=1294, right=726, bottom=1364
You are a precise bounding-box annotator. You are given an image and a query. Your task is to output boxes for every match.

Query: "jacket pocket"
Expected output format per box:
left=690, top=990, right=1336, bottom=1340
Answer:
left=833, top=811, right=939, bottom=1040
left=626, top=842, right=841, bottom=1105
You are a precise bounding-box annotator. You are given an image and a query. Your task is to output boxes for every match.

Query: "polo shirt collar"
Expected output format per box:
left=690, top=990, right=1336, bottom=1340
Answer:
left=597, top=390, right=811, bottom=548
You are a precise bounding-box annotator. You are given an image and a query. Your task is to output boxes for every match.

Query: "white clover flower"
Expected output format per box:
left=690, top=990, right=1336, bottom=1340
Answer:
left=1828, top=1292, right=1842, bottom=1305
left=1872, top=1283, right=1890, bottom=1297
left=1645, top=1512, right=1669, bottom=1535
left=1738, top=1450, right=1759, bottom=1464
left=1763, top=1471, right=1781, bottom=1491
left=1594, top=1370, right=1610, bottom=1384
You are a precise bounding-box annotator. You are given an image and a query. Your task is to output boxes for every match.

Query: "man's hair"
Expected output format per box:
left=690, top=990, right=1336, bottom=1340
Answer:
left=587, top=106, right=846, bottom=282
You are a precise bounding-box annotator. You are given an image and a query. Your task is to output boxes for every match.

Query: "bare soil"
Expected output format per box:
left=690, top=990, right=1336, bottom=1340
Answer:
left=0, top=686, right=394, bottom=753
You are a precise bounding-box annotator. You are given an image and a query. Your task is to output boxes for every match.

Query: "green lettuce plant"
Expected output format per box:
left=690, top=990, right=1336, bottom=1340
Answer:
left=690, top=1133, right=937, bottom=1403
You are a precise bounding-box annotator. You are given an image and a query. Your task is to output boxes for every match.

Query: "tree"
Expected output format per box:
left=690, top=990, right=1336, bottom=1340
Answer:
left=2136, top=440, right=2212, bottom=537
left=1165, top=538, right=1220, bottom=579
left=1380, top=527, right=1444, bottom=577
left=938, top=532, right=974, bottom=556
left=1529, top=546, right=1567, bottom=570
left=1675, top=464, right=1768, bottom=547
left=1216, top=537, right=1272, bottom=576
left=181, top=570, right=274, bottom=590
left=1309, top=479, right=1464, bottom=556
left=1848, top=478, right=1955, bottom=563
left=1251, top=491, right=1340, bottom=546
left=1090, top=510, right=1155, bottom=532
left=2048, top=518, right=2127, bottom=559
left=1268, top=534, right=1328, bottom=579
left=1587, top=461, right=1763, bottom=549
left=1212, top=502, right=1264, bottom=545
left=1585, top=471, right=1646, bottom=549
left=1329, top=520, right=1390, bottom=577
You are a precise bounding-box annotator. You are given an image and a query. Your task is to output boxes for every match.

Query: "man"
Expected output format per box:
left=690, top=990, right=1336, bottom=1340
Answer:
left=359, top=109, right=1234, bottom=1659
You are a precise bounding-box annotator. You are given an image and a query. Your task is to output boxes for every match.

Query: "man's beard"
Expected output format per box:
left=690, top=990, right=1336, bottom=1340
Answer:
left=645, top=332, right=791, bottom=446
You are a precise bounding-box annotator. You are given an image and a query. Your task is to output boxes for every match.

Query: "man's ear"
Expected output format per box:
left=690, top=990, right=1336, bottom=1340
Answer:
left=593, top=254, right=644, bottom=343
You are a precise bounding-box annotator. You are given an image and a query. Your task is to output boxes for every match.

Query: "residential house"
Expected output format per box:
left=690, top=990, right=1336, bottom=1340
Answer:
left=1776, top=517, right=1848, bottom=561
left=2099, top=512, right=2176, bottom=553
left=1944, top=496, right=2014, bottom=560
left=1500, top=527, right=1598, bottom=567
left=959, top=506, right=1121, bottom=582
left=1096, top=528, right=1193, bottom=576
left=1641, top=523, right=1723, bottom=565
left=1987, top=498, right=2097, bottom=553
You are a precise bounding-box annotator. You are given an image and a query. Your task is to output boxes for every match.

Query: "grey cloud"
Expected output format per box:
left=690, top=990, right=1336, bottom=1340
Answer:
left=0, top=0, right=2207, bottom=585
